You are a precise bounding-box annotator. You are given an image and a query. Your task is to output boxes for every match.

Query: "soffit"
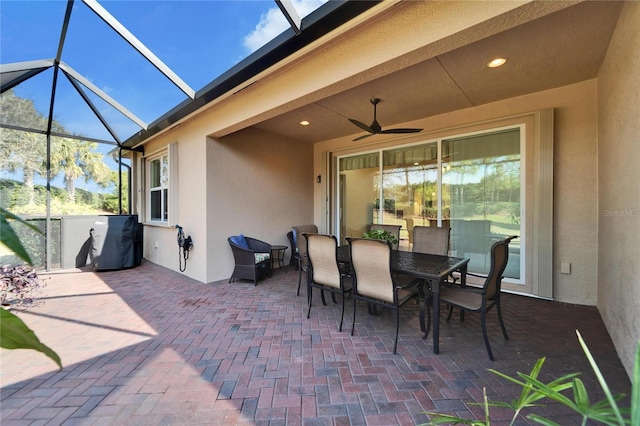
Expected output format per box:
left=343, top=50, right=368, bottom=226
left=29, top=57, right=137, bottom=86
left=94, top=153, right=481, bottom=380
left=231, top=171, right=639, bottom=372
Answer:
left=251, top=1, right=623, bottom=144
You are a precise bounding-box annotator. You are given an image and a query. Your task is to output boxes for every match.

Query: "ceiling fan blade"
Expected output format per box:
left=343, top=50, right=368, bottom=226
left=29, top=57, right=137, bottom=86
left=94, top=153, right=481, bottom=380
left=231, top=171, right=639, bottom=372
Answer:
left=352, top=133, right=374, bottom=141
left=349, top=118, right=375, bottom=133
left=379, top=128, right=423, bottom=134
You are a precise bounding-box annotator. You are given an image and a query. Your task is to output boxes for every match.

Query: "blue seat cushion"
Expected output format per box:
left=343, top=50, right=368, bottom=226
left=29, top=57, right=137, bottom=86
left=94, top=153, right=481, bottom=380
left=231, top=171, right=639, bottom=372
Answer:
left=230, top=234, right=250, bottom=250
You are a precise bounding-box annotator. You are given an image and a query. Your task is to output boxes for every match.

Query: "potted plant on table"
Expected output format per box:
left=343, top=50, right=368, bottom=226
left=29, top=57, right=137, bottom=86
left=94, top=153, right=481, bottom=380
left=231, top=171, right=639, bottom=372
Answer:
left=362, top=228, right=399, bottom=247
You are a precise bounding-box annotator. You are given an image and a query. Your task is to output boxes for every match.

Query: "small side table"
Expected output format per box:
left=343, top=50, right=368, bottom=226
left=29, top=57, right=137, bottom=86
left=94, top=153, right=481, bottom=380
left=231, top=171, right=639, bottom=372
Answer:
left=271, top=245, right=288, bottom=272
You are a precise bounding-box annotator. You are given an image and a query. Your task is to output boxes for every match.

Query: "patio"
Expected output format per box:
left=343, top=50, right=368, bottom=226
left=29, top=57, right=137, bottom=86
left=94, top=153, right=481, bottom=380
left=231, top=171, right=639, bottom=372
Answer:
left=0, top=261, right=631, bottom=425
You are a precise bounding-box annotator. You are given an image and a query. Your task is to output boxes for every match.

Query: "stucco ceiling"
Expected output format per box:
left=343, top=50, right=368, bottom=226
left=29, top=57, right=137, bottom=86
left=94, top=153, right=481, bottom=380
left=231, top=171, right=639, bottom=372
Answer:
left=252, top=1, right=623, bottom=143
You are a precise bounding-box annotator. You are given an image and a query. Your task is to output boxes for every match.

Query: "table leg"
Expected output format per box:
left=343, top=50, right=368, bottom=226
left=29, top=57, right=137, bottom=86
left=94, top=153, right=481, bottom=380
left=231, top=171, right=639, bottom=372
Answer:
left=418, top=280, right=426, bottom=333
left=459, top=263, right=467, bottom=321
left=433, top=280, right=440, bottom=354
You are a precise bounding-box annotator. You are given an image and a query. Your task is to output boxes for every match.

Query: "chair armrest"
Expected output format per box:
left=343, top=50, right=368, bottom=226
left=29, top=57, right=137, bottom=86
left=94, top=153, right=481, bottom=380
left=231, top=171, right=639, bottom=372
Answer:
left=395, top=277, right=422, bottom=291
left=246, top=237, right=271, bottom=253
left=442, top=281, right=485, bottom=294
left=229, top=243, right=256, bottom=265
left=465, top=271, right=508, bottom=282
left=466, top=271, right=487, bottom=279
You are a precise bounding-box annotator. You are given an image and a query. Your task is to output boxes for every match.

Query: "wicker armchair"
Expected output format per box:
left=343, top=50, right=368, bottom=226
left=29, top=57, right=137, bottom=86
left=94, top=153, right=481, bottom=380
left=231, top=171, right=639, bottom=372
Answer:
left=228, top=235, right=272, bottom=286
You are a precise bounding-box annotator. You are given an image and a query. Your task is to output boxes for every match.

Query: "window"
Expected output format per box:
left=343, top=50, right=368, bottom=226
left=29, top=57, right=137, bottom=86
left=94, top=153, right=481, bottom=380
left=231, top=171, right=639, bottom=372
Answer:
left=337, top=129, right=522, bottom=280
left=332, top=110, right=553, bottom=299
left=148, top=153, right=169, bottom=223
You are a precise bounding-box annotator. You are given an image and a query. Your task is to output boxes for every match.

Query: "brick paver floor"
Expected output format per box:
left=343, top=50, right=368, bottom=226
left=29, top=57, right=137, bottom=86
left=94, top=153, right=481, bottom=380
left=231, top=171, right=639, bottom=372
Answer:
left=1, top=261, right=632, bottom=425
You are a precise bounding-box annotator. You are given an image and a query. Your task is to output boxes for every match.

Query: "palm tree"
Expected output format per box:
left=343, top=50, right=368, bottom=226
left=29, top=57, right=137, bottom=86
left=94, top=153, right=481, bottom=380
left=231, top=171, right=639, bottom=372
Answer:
left=0, top=90, right=48, bottom=206
left=50, top=138, right=111, bottom=203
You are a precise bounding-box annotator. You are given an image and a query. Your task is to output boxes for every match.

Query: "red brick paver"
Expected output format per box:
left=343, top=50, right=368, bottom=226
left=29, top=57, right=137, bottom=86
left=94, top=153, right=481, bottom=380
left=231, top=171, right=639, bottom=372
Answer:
left=1, top=261, right=631, bottom=425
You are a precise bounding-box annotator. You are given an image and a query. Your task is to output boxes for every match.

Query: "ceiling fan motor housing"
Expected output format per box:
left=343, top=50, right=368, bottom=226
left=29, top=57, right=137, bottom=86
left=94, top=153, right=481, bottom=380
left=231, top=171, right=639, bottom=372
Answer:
left=348, top=98, right=422, bottom=141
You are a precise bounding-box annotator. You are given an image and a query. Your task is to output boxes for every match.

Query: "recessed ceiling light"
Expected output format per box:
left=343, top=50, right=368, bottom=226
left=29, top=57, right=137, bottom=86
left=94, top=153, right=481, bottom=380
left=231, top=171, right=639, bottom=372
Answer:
left=487, top=58, right=507, bottom=68
left=300, top=120, right=310, bottom=126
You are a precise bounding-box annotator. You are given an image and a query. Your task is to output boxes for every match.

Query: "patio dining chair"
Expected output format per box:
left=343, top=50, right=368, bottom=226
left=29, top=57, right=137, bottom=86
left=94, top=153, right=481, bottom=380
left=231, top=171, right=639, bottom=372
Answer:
left=348, top=237, right=423, bottom=354
left=292, top=224, right=318, bottom=297
left=412, top=226, right=450, bottom=256
left=438, top=235, right=518, bottom=360
left=394, top=226, right=452, bottom=333
left=306, top=234, right=352, bottom=331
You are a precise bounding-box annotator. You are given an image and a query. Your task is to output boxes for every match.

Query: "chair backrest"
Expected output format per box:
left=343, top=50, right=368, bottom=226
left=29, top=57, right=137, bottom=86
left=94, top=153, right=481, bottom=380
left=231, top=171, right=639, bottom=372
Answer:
left=370, top=224, right=402, bottom=249
left=483, top=236, right=518, bottom=299
left=306, top=234, right=341, bottom=289
left=292, top=224, right=318, bottom=258
left=348, top=238, right=394, bottom=303
left=404, top=218, right=414, bottom=244
left=412, top=226, right=450, bottom=255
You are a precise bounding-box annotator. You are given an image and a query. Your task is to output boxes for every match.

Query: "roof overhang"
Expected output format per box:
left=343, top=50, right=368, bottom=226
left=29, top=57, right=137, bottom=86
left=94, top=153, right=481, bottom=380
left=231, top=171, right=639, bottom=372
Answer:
left=122, top=0, right=382, bottom=149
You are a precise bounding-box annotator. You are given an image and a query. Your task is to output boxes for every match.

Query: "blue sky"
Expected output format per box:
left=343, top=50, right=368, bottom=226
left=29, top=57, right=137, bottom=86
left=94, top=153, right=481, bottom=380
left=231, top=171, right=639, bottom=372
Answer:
left=1, top=0, right=327, bottom=142
left=1, top=0, right=326, bottom=192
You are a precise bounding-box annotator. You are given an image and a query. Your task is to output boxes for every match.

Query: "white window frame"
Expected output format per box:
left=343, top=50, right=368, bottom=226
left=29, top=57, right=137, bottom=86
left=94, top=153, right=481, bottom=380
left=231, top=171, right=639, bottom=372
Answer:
left=146, top=151, right=169, bottom=224
left=145, top=143, right=178, bottom=226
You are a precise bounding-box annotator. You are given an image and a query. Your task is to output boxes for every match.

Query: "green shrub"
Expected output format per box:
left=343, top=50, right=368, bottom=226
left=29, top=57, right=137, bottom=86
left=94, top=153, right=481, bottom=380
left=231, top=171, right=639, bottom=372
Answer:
left=423, top=330, right=638, bottom=425
left=362, top=229, right=399, bottom=246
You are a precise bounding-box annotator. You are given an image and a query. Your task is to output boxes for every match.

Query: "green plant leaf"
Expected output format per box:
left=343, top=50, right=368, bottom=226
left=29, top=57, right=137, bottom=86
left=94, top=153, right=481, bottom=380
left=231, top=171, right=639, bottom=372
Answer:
left=362, top=229, right=399, bottom=246
left=526, top=413, right=561, bottom=426
left=519, top=374, right=577, bottom=409
left=421, top=412, right=487, bottom=425
left=481, top=387, right=490, bottom=425
left=576, top=330, right=625, bottom=425
left=0, top=308, right=62, bottom=370
left=630, top=341, right=639, bottom=426
left=0, top=208, right=38, bottom=264
left=571, top=378, right=590, bottom=413
left=488, top=358, right=548, bottom=419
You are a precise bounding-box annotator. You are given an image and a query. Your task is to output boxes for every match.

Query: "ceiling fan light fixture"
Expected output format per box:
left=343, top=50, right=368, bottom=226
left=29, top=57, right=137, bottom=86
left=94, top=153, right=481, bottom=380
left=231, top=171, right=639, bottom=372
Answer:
left=487, top=57, right=507, bottom=68
left=299, top=120, right=310, bottom=126
left=348, top=98, right=422, bottom=141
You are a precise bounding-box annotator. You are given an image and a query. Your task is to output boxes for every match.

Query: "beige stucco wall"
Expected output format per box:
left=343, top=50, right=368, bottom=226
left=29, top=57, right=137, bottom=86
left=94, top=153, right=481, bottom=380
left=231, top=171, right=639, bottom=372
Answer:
left=315, top=79, right=600, bottom=305
left=136, top=120, right=209, bottom=283
left=136, top=124, right=313, bottom=284
left=206, top=127, right=313, bottom=283
left=597, top=1, right=640, bottom=378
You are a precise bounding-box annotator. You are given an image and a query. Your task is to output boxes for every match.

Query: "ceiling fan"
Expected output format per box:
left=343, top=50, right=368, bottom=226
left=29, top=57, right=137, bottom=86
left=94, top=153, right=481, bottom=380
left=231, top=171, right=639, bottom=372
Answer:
left=348, top=98, right=423, bottom=141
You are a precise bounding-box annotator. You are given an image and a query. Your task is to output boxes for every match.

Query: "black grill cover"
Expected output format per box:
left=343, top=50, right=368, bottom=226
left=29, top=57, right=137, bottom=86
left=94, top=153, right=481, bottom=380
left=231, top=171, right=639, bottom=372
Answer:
left=90, top=215, right=142, bottom=271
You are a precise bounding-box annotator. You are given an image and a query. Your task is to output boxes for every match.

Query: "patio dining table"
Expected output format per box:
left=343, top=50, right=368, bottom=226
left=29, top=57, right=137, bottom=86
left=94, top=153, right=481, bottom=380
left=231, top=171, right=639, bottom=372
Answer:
left=337, top=245, right=469, bottom=354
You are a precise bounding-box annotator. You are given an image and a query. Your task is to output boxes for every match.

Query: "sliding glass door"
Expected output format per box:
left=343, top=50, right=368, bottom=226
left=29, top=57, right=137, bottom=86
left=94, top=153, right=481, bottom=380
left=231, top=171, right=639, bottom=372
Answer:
left=338, top=151, right=379, bottom=245
left=381, top=143, right=439, bottom=249
left=442, top=129, right=521, bottom=278
left=336, top=127, right=522, bottom=280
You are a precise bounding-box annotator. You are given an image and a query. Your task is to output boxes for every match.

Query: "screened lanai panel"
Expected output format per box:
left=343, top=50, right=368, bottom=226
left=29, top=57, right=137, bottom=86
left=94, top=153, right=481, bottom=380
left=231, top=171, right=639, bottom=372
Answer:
left=0, top=73, right=52, bottom=133
left=60, top=3, right=190, bottom=126
left=0, top=2, right=64, bottom=63
left=1, top=0, right=330, bottom=143
left=0, top=133, right=130, bottom=270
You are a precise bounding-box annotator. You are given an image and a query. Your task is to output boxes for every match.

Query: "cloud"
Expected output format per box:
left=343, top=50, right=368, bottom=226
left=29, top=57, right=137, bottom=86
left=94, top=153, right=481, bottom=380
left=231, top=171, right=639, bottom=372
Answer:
left=243, top=0, right=328, bottom=53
